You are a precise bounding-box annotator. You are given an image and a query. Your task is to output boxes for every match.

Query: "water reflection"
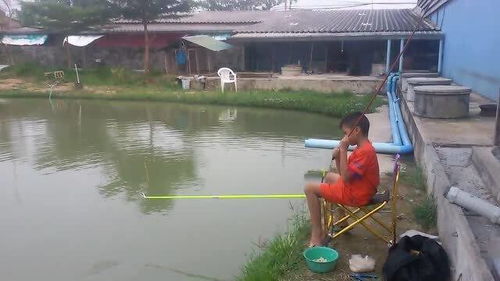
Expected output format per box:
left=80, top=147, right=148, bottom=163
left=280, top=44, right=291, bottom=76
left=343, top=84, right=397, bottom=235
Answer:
left=0, top=98, right=340, bottom=215
left=0, top=98, right=342, bottom=281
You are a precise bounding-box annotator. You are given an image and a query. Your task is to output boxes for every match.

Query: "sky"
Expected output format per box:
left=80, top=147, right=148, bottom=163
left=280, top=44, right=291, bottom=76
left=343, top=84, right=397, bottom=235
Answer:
left=271, top=0, right=417, bottom=10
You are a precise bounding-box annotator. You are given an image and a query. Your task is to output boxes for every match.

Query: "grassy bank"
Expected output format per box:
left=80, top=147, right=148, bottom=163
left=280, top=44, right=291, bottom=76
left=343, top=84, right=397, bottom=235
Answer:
left=238, top=212, right=310, bottom=281
left=0, top=64, right=383, bottom=118
left=0, top=89, right=382, bottom=118
left=399, top=162, right=437, bottom=231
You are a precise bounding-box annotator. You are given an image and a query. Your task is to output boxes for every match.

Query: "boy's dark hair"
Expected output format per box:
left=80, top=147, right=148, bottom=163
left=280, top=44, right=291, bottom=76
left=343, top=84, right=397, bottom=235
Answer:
left=340, top=112, right=370, bottom=136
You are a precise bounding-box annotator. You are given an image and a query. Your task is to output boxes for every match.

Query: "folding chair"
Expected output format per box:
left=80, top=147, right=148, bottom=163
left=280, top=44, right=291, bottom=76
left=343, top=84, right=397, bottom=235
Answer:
left=321, top=155, right=401, bottom=245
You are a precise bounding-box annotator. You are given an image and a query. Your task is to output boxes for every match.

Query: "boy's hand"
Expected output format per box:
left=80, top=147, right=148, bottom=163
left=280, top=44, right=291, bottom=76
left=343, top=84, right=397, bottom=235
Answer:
left=339, top=136, right=349, bottom=151
left=332, top=147, right=340, bottom=159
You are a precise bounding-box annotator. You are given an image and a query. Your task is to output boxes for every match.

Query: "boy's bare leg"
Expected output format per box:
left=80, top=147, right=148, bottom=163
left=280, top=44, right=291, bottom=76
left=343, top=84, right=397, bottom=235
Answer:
left=304, top=182, right=324, bottom=246
left=324, top=172, right=347, bottom=228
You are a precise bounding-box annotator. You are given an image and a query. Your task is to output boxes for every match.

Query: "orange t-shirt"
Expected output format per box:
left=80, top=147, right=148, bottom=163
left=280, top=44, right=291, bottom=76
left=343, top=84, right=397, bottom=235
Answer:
left=345, top=141, right=380, bottom=205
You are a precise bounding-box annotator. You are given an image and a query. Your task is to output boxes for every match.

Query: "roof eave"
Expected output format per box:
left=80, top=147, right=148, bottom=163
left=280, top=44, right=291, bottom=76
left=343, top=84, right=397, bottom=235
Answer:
left=230, top=31, right=444, bottom=42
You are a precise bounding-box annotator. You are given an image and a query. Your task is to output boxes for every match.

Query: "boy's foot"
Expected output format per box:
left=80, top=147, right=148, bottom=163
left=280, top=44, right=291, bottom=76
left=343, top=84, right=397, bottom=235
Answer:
left=308, top=231, right=329, bottom=247
left=308, top=237, right=323, bottom=248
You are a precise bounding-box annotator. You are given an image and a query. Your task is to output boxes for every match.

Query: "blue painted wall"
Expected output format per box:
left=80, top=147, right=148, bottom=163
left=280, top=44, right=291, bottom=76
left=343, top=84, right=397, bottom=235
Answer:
left=430, top=0, right=500, bottom=100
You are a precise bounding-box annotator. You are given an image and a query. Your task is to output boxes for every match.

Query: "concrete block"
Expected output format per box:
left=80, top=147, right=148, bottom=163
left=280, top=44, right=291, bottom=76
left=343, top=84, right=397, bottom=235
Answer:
left=406, top=77, right=452, bottom=101
left=400, top=72, right=439, bottom=93
left=414, top=85, right=471, bottom=119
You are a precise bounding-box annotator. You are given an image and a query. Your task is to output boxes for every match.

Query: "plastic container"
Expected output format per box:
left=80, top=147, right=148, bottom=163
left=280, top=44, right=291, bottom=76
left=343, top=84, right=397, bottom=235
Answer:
left=303, top=246, right=339, bottom=273
left=181, top=78, right=190, bottom=90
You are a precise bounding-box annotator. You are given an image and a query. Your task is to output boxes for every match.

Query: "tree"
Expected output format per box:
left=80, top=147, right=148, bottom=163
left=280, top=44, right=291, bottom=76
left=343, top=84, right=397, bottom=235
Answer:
left=112, top=0, right=192, bottom=73
left=19, top=0, right=115, bottom=34
left=18, top=0, right=115, bottom=67
left=199, top=0, right=285, bottom=11
left=0, top=0, right=14, bottom=19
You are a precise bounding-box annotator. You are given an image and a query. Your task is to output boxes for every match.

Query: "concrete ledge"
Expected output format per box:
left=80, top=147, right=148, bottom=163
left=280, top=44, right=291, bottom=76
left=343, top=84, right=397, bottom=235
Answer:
left=401, top=97, right=496, bottom=281
left=202, top=77, right=381, bottom=94
left=472, top=147, right=500, bottom=202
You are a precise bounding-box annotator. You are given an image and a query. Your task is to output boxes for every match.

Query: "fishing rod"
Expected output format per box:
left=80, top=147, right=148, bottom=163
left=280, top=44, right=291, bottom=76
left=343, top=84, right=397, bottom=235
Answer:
left=142, top=15, right=427, bottom=201
left=141, top=192, right=305, bottom=200
left=332, top=12, right=427, bottom=162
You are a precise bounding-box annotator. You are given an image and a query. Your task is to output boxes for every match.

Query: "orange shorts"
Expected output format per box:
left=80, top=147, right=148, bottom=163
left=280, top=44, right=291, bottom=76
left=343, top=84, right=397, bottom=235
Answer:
left=320, top=182, right=370, bottom=207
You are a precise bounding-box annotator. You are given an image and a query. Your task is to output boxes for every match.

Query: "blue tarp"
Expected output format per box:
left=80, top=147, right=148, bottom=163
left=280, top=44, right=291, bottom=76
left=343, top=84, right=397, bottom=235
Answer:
left=1, top=34, right=48, bottom=46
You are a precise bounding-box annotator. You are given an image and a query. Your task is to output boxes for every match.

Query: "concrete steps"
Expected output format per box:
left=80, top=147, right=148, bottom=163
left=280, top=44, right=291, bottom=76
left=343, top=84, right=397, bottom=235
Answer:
left=472, top=147, right=500, bottom=202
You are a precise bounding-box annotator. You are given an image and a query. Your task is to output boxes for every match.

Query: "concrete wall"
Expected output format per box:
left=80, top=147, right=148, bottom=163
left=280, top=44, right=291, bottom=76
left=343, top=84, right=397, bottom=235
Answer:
left=429, top=0, right=500, bottom=100
left=0, top=40, right=243, bottom=73
left=400, top=99, right=496, bottom=281
left=1, top=43, right=169, bottom=71
left=201, top=77, right=381, bottom=94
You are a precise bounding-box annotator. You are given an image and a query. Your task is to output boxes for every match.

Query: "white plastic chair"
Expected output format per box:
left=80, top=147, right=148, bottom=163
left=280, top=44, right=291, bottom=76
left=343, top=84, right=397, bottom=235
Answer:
left=217, top=67, right=237, bottom=92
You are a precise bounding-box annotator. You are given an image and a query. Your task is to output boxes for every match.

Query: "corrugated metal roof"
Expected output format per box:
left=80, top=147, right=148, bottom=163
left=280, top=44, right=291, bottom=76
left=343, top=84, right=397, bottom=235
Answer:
left=6, top=9, right=440, bottom=39
left=102, top=23, right=245, bottom=33
left=109, top=9, right=438, bottom=36
left=115, top=11, right=270, bottom=24
left=231, top=31, right=442, bottom=41
left=417, top=0, right=450, bottom=17
left=234, top=9, right=438, bottom=33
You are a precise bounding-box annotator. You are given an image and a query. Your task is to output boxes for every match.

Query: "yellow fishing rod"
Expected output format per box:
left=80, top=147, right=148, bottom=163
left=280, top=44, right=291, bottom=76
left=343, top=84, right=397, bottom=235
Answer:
left=141, top=192, right=305, bottom=200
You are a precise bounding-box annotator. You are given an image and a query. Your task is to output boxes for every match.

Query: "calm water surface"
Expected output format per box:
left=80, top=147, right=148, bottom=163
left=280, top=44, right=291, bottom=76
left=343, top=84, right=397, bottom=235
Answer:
left=0, top=98, right=341, bottom=281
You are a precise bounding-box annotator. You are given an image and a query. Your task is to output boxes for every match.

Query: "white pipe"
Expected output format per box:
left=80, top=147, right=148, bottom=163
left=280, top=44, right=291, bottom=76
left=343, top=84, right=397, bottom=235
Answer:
left=437, top=39, right=443, bottom=74
left=399, top=39, right=404, bottom=72
left=445, top=186, right=500, bottom=225
left=386, top=39, right=391, bottom=74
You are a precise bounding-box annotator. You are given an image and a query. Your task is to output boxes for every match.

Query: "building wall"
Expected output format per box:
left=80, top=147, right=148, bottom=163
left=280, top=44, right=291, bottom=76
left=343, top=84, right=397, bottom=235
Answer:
left=0, top=42, right=243, bottom=74
left=430, top=0, right=500, bottom=100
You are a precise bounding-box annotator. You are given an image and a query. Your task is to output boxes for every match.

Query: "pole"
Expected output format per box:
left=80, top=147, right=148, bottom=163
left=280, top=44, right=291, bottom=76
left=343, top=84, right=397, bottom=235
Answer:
left=386, top=39, right=392, bottom=74
left=74, top=64, right=80, bottom=84
left=495, top=89, right=500, bottom=146
left=399, top=39, right=404, bottom=72
left=438, top=39, right=443, bottom=74
left=309, top=42, right=314, bottom=73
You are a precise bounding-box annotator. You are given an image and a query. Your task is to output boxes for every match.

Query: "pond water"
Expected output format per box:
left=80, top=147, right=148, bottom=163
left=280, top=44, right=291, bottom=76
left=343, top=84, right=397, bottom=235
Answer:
left=0, top=98, right=341, bottom=281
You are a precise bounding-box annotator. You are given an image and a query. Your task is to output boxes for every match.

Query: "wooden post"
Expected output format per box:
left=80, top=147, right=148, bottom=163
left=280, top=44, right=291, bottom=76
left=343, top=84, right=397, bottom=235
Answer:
left=195, top=49, right=199, bottom=74
left=495, top=89, right=500, bottom=146
left=241, top=46, right=245, bottom=71
left=309, top=42, right=314, bottom=73
left=271, top=44, right=275, bottom=72
left=324, top=43, right=328, bottom=73
left=207, top=51, right=211, bottom=73
left=288, top=43, right=293, bottom=64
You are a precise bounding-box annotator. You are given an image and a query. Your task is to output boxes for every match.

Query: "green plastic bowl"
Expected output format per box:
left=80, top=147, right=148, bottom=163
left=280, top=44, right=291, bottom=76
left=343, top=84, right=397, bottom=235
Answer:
left=303, top=246, right=339, bottom=273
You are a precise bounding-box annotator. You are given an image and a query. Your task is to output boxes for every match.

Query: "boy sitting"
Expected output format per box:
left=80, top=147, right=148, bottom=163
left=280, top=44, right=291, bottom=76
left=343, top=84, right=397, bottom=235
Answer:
left=304, top=112, right=380, bottom=247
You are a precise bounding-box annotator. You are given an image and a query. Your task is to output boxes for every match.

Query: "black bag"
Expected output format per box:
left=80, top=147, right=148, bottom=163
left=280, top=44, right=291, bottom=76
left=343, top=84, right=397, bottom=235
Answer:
left=383, top=235, right=450, bottom=281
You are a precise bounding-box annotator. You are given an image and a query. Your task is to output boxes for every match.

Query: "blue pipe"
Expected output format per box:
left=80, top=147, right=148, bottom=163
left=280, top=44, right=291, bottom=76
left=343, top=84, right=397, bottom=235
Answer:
left=304, top=73, right=414, bottom=154
left=387, top=73, right=403, bottom=146
left=390, top=75, right=413, bottom=154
